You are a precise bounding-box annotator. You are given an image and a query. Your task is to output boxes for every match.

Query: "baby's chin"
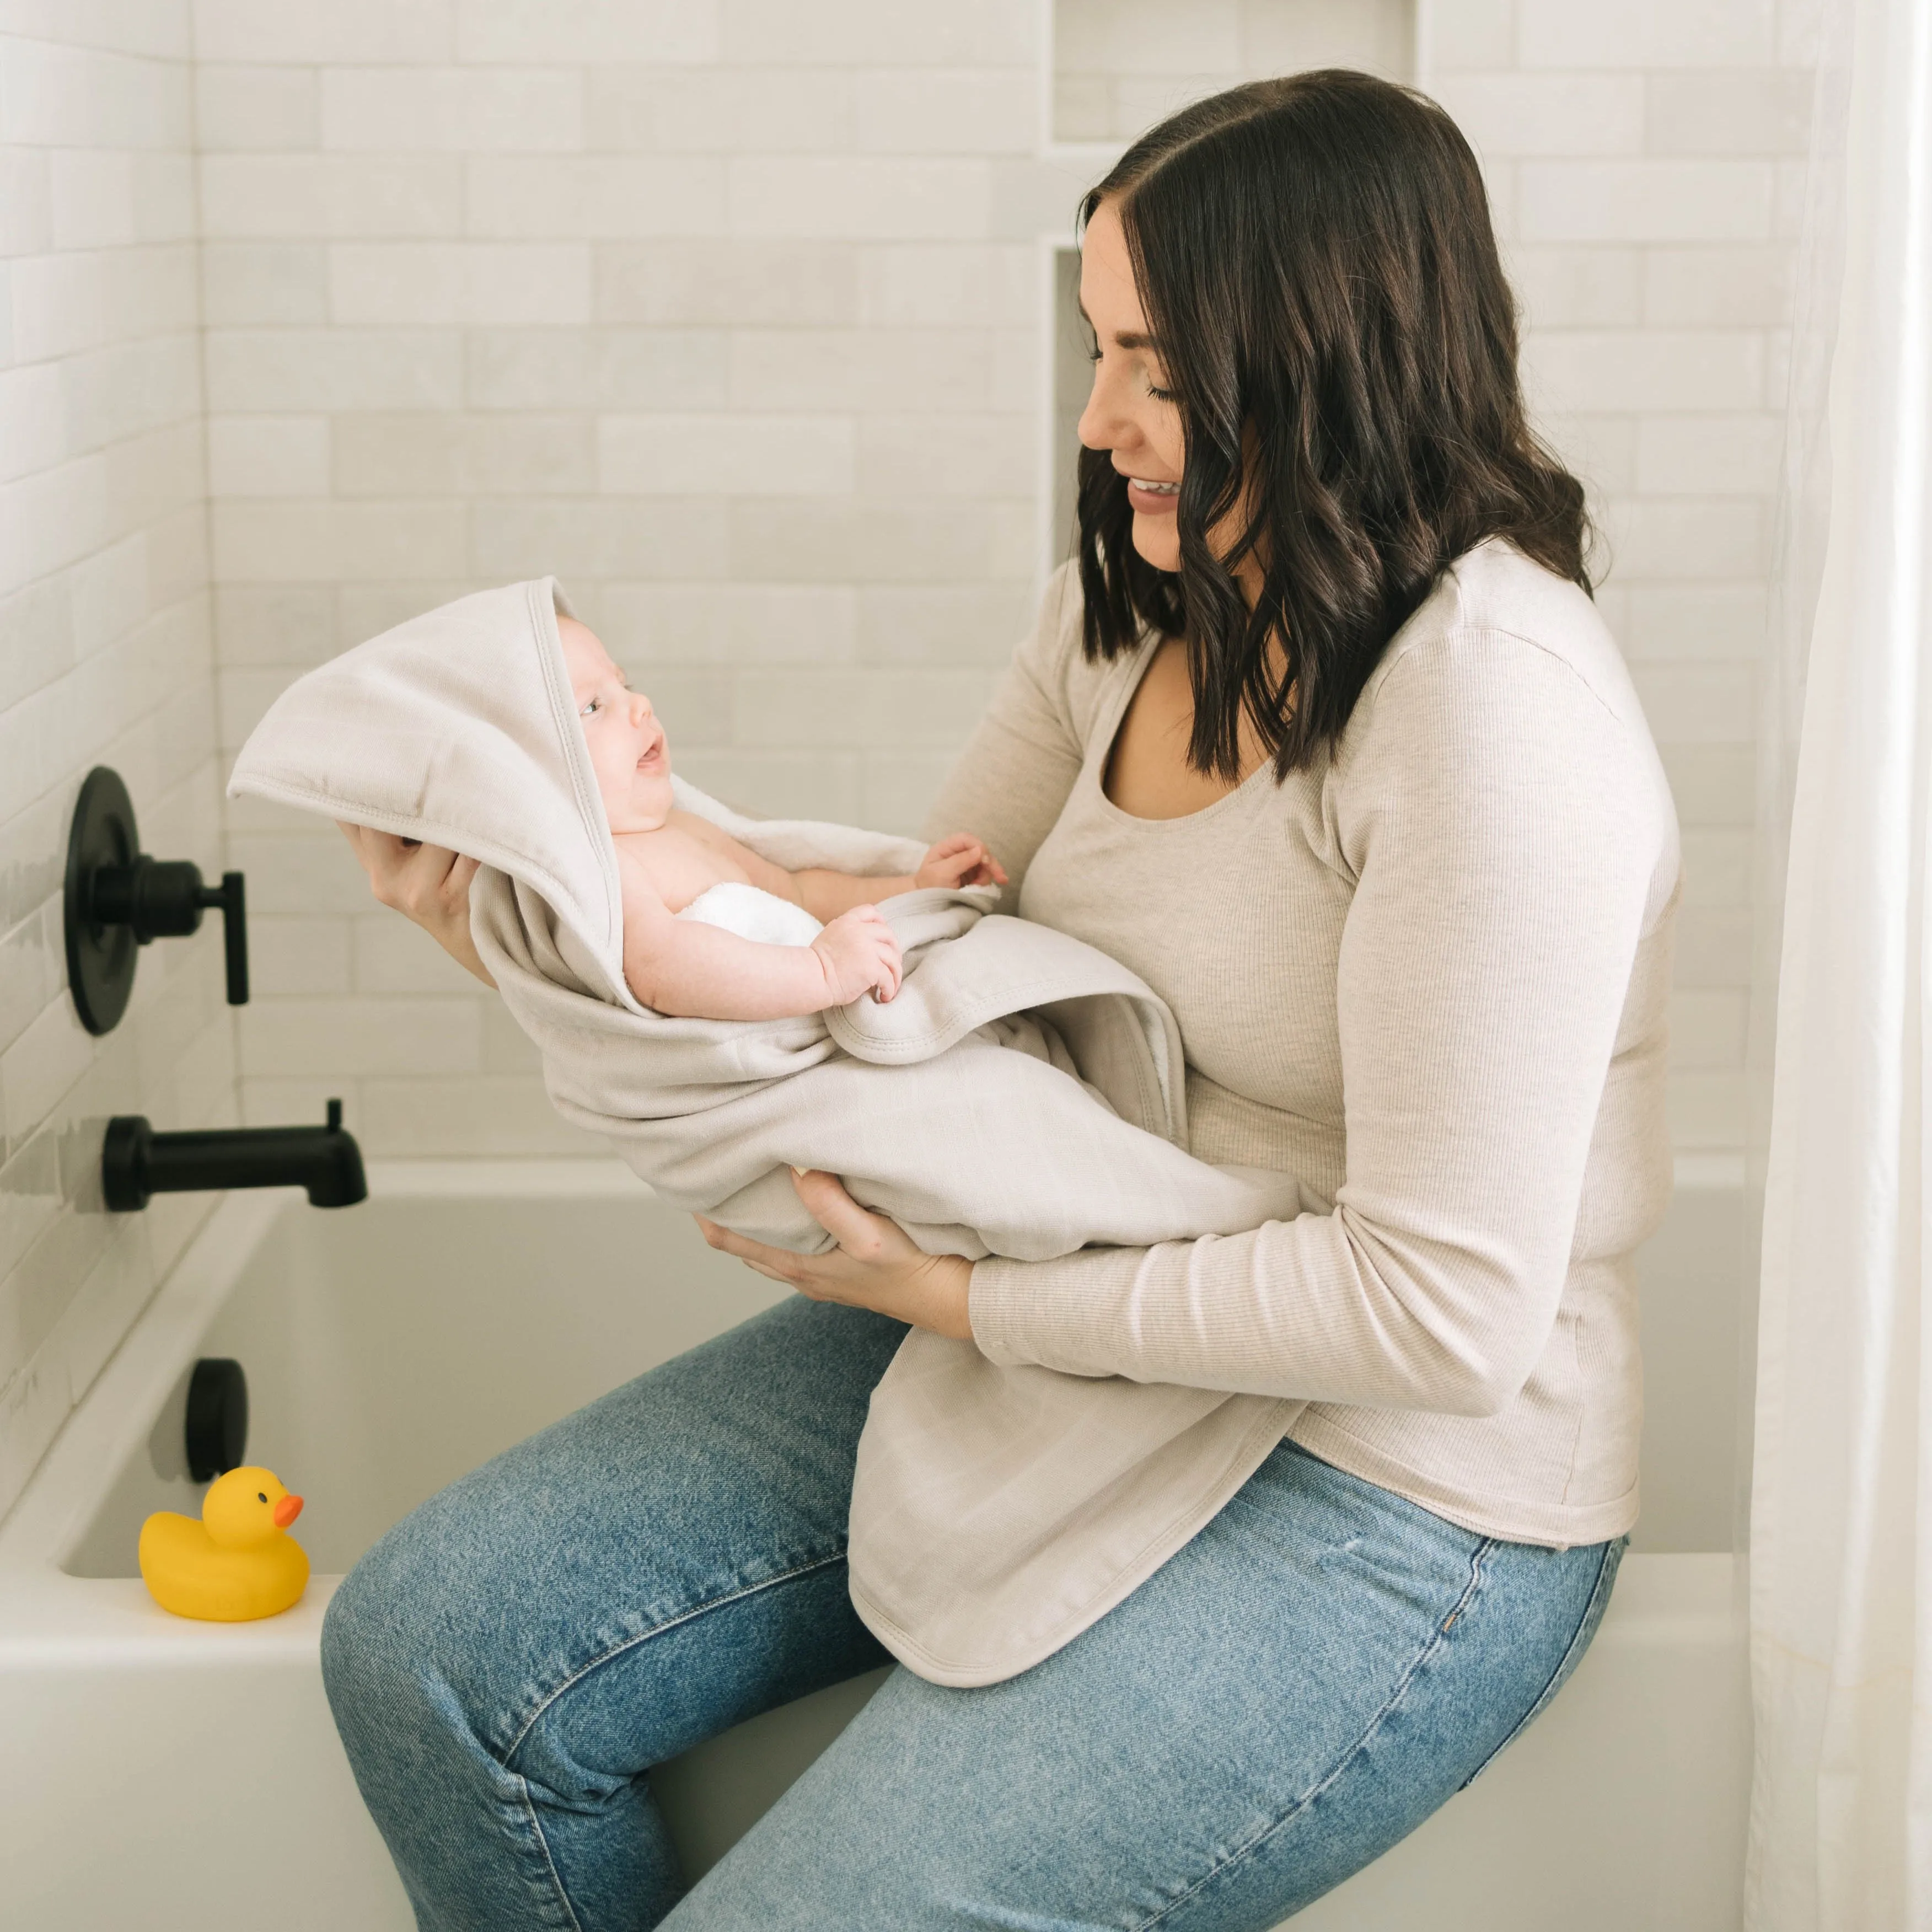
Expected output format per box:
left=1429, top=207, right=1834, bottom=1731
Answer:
left=608, top=767, right=675, bottom=833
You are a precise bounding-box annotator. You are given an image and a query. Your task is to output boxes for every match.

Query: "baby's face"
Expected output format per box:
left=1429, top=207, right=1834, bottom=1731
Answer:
left=558, top=616, right=672, bottom=834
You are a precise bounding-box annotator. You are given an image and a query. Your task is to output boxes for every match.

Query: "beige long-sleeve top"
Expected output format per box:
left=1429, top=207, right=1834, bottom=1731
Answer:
left=930, top=539, right=1679, bottom=1549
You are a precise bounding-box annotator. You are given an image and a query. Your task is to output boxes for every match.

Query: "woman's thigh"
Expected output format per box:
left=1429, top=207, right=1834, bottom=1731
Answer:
left=669, top=1442, right=1623, bottom=1932
left=321, top=1295, right=904, bottom=1930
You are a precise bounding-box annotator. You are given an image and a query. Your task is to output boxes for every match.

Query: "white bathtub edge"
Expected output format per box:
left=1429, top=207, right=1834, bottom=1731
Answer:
left=0, top=1166, right=652, bottom=1571
left=0, top=1191, right=286, bottom=1577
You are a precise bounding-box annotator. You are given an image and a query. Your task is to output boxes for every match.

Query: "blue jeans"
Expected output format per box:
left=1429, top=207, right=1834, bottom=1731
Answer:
left=322, top=1297, right=1623, bottom=1930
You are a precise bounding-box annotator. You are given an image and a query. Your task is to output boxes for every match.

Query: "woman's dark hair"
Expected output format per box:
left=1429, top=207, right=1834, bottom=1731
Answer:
left=1076, top=69, right=1593, bottom=779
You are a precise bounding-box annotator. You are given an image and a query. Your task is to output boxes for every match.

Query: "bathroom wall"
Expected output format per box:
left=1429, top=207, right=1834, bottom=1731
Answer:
left=201, top=0, right=1059, bottom=1158
left=0, top=3, right=231, bottom=1517
left=1430, top=1, right=1812, bottom=1162
left=0, top=0, right=1808, bottom=1521
left=1055, top=0, right=1414, bottom=140
left=202, top=0, right=1807, bottom=1166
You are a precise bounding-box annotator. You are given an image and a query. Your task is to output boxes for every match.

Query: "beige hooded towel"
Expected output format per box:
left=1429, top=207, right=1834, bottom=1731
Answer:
left=229, top=578, right=1308, bottom=1683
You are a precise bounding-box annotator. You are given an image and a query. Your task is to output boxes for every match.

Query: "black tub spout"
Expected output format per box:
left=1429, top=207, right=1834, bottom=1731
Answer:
left=103, top=1099, right=367, bottom=1211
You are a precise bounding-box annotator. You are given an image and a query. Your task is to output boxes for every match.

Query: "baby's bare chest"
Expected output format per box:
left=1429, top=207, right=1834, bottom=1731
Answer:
left=617, top=822, right=753, bottom=914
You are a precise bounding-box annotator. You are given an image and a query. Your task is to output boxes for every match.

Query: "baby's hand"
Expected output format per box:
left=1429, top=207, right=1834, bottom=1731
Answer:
left=916, top=834, right=1008, bottom=892
left=812, top=906, right=903, bottom=1006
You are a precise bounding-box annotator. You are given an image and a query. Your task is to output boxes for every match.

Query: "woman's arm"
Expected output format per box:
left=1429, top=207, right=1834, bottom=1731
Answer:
left=338, top=825, right=494, bottom=987
left=915, top=567, right=1090, bottom=913
left=700, top=1168, right=975, bottom=1340
left=966, top=632, right=1671, bottom=1415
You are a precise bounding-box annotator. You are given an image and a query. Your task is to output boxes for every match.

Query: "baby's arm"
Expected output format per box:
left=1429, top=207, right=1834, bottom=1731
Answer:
left=616, top=847, right=900, bottom=1019
left=792, top=865, right=915, bottom=921
left=673, top=813, right=1006, bottom=923
left=795, top=835, right=1010, bottom=920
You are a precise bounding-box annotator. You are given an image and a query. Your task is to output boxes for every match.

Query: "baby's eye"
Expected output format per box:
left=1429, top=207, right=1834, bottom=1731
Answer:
left=580, top=695, right=603, bottom=718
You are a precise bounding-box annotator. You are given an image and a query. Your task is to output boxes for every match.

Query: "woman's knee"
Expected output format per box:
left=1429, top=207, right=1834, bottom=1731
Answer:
left=320, top=1526, right=438, bottom=1761
left=319, top=1476, right=515, bottom=1779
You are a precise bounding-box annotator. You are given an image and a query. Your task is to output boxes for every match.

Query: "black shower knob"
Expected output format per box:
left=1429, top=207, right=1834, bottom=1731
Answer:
left=64, top=766, right=249, bottom=1034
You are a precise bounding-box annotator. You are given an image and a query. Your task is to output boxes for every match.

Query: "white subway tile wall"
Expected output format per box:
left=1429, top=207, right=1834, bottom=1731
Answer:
left=203, top=1, right=1066, bottom=1157
left=207, top=0, right=1802, bottom=1166
left=1054, top=0, right=1416, bottom=141
left=0, top=0, right=1810, bottom=1514
left=0, top=2, right=230, bottom=1520
left=1437, top=0, right=1811, bottom=1154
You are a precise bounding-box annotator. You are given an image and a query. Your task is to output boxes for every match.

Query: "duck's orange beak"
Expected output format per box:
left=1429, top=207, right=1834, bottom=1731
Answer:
left=273, top=1494, right=304, bottom=1528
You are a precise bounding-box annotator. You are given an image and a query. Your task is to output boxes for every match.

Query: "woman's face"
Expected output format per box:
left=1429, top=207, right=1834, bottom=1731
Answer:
left=1076, top=198, right=1184, bottom=574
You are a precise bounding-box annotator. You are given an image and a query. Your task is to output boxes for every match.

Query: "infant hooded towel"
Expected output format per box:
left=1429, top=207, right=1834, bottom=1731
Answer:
left=228, top=578, right=1308, bottom=1685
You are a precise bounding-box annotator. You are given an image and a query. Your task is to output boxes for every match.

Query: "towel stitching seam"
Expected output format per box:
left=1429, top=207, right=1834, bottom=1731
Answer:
left=528, top=577, right=622, bottom=956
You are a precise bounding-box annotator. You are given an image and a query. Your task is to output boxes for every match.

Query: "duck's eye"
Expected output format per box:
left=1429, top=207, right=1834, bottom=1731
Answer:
left=257, top=1492, right=267, bottom=1503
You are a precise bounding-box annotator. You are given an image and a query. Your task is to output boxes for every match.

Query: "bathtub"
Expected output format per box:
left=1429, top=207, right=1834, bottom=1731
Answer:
left=0, top=1161, right=1751, bottom=1930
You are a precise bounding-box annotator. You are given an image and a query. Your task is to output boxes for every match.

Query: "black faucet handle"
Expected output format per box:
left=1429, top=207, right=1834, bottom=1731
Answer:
left=84, top=855, right=249, bottom=1006
left=65, top=768, right=251, bottom=1034
left=89, top=856, right=197, bottom=938
left=196, top=870, right=249, bottom=1006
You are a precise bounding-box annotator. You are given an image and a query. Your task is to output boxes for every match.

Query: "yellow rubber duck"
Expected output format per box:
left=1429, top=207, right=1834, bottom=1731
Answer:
left=138, top=1466, right=309, bottom=1621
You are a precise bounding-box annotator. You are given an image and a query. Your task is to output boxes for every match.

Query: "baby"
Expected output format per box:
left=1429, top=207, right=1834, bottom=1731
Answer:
left=559, top=616, right=1006, bottom=1020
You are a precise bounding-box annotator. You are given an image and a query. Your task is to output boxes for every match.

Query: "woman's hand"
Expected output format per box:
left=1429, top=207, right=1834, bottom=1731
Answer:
left=697, top=1168, right=974, bottom=1340
left=915, top=834, right=1008, bottom=892
left=337, top=823, right=494, bottom=988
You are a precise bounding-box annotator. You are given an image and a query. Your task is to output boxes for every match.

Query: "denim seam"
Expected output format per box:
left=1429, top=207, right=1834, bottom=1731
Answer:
left=497, top=1550, right=850, bottom=1769
left=516, top=1771, right=589, bottom=1932
left=1458, top=1534, right=1621, bottom=1790
left=1129, top=1537, right=1501, bottom=1932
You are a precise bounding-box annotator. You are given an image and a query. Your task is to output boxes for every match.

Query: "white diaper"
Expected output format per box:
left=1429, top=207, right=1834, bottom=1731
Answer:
left=673, top=880, right=823, bottom=948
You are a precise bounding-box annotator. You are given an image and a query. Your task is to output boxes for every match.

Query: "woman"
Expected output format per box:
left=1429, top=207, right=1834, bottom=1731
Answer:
left=324, top=71, right=1678, bottom=1929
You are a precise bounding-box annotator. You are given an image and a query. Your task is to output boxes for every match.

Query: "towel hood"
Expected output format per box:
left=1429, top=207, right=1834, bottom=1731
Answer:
left=227, top=578, right=930, bottom=1006
left=227, top=578, right=629, bottom=993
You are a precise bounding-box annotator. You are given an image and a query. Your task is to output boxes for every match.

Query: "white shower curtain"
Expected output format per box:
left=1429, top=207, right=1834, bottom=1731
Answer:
left=1747, top=0, right=1932, bottom=1921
